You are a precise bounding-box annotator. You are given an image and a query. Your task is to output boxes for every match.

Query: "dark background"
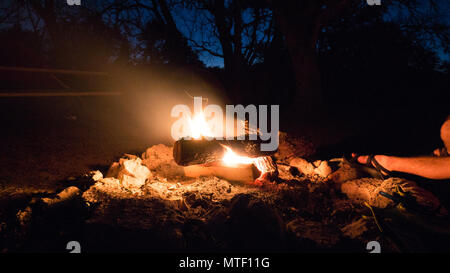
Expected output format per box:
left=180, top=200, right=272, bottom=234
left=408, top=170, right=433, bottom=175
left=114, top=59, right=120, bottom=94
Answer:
left=0, top=0, right=448, bottom=193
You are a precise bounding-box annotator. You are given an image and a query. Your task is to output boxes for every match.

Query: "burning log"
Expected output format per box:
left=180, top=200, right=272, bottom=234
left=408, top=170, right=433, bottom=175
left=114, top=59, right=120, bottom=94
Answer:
left=173, top=138, right=276, bottom=166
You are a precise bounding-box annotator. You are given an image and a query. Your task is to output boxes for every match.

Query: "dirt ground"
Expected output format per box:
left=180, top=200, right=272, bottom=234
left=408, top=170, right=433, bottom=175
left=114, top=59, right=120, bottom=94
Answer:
left=1, top=94, right=450, bottom=253
left=2, top=140, right=450, bottom=253
left=0, top=92, right=353, bottom=196
left=0, top=95, right=162, bottom=193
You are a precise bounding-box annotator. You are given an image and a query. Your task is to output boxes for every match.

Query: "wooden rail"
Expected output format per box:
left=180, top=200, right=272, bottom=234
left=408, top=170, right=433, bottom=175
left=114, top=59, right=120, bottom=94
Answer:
left=0, top=91, right=122, bottom=97
left=0, top=66, right=118, bottom=97
left=0, top=66, right=109, bottom=76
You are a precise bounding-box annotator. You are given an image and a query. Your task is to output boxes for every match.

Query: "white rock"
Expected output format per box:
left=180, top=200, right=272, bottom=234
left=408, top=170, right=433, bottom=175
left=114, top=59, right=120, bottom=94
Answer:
left=290, top=157, right=315, bottom=176
left=106, top=156, right=152, bottom=189
left=313, top=161, right=332, bottom=178
left=90, top=170, right=103, bottom=181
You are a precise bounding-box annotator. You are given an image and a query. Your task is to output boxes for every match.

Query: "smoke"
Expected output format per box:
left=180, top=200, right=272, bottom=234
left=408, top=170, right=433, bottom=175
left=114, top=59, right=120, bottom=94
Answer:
left=109, top=65, right=227, bottom=145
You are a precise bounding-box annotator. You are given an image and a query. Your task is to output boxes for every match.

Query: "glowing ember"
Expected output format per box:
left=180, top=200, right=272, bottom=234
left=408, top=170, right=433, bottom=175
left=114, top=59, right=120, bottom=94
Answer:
left=222, top=145, right=255, bottom=166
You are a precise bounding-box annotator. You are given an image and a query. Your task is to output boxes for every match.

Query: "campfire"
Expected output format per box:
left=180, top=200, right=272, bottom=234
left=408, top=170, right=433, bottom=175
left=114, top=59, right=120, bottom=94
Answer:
left=7, top=107, right=449, bottom=253
left=173, top=110, right=278, bottom=184
left=185, top=111, right=260, bottom=167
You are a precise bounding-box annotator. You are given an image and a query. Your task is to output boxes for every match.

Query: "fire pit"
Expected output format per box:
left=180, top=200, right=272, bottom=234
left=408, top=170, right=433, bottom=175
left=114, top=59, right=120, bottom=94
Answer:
left=76, top=140, right=447, bottom=252
left=170, top=104, right=279, bottom=184
left=4, top=128, right=449, bottom=252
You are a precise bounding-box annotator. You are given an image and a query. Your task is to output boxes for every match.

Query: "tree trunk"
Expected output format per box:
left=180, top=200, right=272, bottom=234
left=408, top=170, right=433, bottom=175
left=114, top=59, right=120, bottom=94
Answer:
left=29, top=0, right=64, bottom=65
left=288, top=41, right=322, bottom=118
left=270, top=1, right=323, bottom=119
left=209, top=0, right=246, bottom=103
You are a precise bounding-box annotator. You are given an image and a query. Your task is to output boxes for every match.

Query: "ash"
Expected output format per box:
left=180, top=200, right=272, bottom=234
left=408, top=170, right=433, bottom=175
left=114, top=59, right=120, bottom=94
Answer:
left=3, top=141, right=450, bottom=252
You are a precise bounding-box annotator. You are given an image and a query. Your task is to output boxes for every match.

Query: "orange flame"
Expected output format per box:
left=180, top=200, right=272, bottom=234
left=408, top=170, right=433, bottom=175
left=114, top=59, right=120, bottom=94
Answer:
left=221, top=145, right=255, bottom=166
left=188, top=110, right=254, bottom=166
left=188, top=112, right=213, bottom=139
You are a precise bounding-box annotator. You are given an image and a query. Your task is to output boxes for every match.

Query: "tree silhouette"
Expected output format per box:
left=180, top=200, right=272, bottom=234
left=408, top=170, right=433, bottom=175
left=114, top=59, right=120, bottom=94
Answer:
left=269, top=0, right=448, bottom=117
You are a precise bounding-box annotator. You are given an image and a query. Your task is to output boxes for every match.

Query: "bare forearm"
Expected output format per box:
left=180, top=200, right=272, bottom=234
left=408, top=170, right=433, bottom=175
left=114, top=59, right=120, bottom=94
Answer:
left=386, top=156, right=450, bottom=180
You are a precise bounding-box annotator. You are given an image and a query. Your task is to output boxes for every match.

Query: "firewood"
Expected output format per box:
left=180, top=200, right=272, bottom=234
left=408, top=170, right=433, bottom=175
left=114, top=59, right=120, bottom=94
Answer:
left=41, top=186, right=82, bottom=208
left=183, top=163, right=260, bottom=183
left=254, top=156, right=277, bottom=173
left=173, top=138, right=276, bottom=166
